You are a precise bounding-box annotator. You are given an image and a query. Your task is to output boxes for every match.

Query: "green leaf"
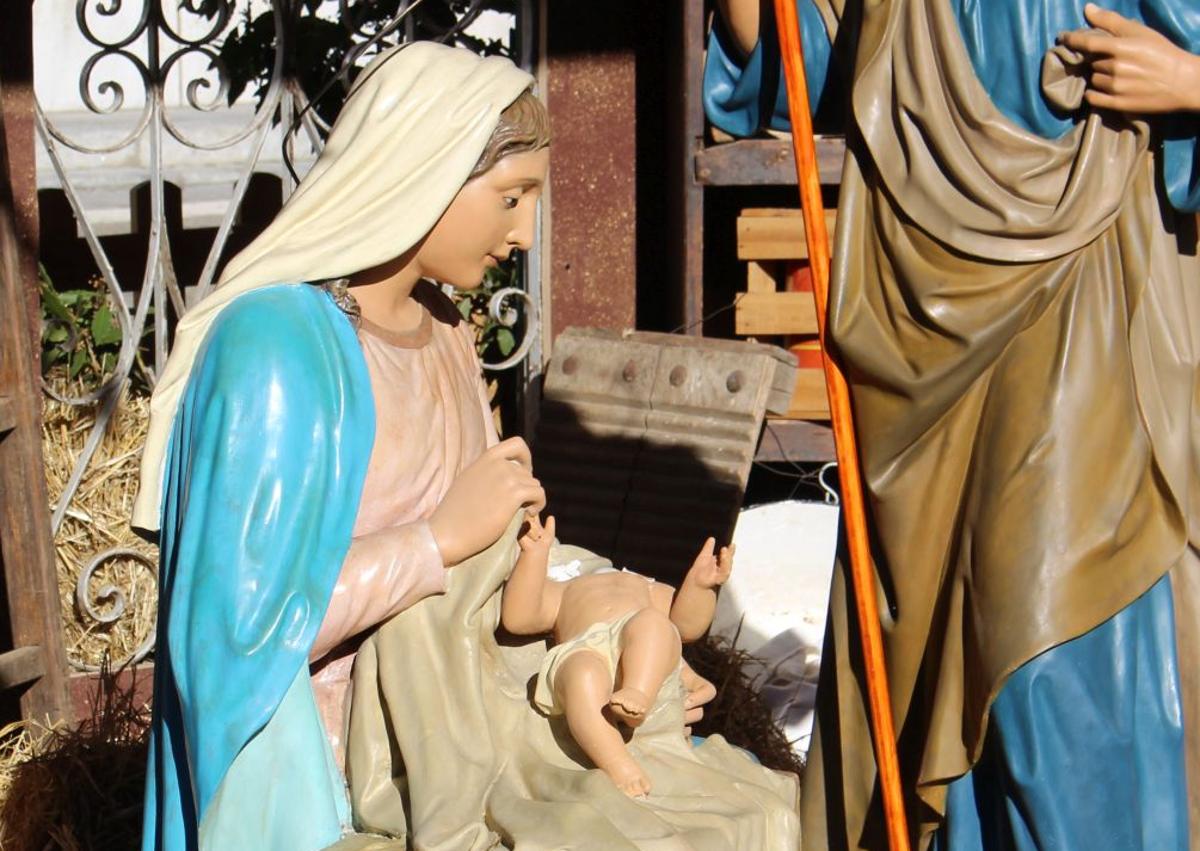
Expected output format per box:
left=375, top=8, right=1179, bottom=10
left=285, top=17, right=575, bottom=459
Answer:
left=45, top=325, right=69, bottom=344
left=40, top=281, right=74, bottom=323
left=58, top=289, right=96, bottom=309
left=496, top=328, right=515, bottom=357
left=68, top=347, right=88, bottom=379
left=91, top=303, right=122, bottom=347
left=457, top=298, right=473, bottom=321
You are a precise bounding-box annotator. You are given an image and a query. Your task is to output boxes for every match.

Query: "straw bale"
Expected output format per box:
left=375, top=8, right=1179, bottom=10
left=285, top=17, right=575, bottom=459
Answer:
left=41, top=377, right=158, bottom=671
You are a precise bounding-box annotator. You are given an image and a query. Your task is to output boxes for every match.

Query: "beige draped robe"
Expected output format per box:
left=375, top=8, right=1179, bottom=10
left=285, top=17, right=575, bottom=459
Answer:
left=335, top=530, right=802, bottom=850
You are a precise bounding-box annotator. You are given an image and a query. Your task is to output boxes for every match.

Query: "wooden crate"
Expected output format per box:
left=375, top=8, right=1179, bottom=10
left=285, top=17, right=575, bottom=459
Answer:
left=736, top=207, right=837, bottom=261
left=734, top=208, right=835, bottom=422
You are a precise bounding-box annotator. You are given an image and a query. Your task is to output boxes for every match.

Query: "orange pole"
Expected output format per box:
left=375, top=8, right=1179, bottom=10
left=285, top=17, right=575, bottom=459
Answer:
left=770, top=2, right=911, bottom=849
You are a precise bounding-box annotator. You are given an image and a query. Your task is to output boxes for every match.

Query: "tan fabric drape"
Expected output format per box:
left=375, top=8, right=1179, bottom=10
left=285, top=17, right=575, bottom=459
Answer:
left=800, top=0, right=1200, bottom=847
left=339, top=527, right=803, bottom=850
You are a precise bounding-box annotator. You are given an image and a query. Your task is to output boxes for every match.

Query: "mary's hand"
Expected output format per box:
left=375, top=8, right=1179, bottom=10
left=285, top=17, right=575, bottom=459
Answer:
left=1059, top=4, right=1200, bottom=114
left=429, top=436, right=547, bottom=566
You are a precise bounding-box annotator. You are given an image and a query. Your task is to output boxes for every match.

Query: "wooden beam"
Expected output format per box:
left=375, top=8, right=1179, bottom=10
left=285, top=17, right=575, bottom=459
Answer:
left=695, top=136, right=845, bottom=186
left=735, top=290, right=818, bottom=335
left=737, top=208, right=838, bottom=260
left=0, top=645, right=43, bottom=691
left=0, top=396, right=15, bottom=434
left=746, top=260, right=778, bottom=294
left=0, top=76, right=73, bottom=724
left=755, top=418, right=835, bottom=462
left=783, top=367, right=831, bottom=419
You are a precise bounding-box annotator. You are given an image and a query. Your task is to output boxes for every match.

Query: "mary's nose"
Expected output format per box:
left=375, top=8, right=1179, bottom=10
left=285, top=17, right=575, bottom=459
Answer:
left=506, top=202, right=537, bottom=252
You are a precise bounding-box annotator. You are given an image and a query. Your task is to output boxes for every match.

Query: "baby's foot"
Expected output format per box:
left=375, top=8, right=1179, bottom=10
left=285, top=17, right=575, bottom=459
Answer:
left=606, top=756, right=652, bottom=797
left=609, top=687, right=651, bottom=727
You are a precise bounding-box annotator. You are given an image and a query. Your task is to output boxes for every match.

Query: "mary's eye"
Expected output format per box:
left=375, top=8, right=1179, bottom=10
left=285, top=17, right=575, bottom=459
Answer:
left=503, top=196, right=519, bottom=209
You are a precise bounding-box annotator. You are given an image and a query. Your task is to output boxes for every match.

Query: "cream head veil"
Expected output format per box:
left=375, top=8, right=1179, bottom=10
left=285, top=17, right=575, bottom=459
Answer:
left=132, top=41, right=534, bottom=531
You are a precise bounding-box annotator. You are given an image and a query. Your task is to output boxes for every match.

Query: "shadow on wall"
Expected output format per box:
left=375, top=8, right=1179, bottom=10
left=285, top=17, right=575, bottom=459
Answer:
left=535, top=395, right=744, bottom=587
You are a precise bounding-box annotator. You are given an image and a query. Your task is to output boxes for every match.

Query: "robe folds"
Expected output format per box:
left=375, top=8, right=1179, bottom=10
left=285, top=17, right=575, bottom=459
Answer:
left=707, top=1, right=1200, bottom=847
left=142, top=285, right=374, bottom=850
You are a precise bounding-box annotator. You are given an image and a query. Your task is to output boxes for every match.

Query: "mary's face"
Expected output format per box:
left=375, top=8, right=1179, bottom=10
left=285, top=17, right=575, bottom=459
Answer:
left=417, top=147, right=550, bottom=289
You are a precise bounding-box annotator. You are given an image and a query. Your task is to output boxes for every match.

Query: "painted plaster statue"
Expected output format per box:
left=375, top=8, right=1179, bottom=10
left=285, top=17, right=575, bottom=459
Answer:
left=135, top=42, right=550, bottom=850
left=707, top=1, right=1200, bottom=849
left=499, top=515, right=732, bottom=797
left=136, top=39, right=801, bottom=851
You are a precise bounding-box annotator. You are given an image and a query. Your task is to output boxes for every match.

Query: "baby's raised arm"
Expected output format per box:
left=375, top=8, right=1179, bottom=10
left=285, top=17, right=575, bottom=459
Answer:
left=500, top=515, right=564, bottom=635
left=669, top=537, right=734, bottom=641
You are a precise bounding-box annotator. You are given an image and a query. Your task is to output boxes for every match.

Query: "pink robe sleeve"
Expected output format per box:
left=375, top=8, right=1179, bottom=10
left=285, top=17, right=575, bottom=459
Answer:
left=309, top=520, right=445, bottom=661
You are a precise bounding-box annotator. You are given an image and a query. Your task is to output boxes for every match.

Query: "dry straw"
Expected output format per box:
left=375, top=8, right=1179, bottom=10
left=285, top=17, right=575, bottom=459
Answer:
left=0, top=664, right=150, bottom=851
left=42, top=377, right=158, bottom=671
left=684, top=633, right=808, bottom=778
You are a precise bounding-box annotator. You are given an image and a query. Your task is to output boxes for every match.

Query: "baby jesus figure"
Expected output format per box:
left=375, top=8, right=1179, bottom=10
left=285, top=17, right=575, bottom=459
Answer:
left=500, top=515, right=734, bottom=796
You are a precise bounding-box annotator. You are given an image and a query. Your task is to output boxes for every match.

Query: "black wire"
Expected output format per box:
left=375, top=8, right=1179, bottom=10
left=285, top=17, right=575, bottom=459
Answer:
left=667, top=293, right=745, bottom=335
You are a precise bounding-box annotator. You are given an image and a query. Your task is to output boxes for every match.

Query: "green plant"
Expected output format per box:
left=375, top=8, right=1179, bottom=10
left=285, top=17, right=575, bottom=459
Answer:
left=216, top=1, right=518, bottom=127
left=456, top=259, right=527, bottom=364
left=38, top=266, right=155, bottom=395
left=39, top=267, right=123, bottom=385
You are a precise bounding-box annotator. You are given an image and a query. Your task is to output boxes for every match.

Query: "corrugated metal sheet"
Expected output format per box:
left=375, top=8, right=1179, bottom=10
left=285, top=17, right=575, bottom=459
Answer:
left=536, top=328, right=797, bottom=583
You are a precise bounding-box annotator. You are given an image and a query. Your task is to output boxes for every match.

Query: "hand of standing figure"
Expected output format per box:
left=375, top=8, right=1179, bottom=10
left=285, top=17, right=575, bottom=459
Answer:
left=1059, top=4, right=1200, bottom=113
left=428, top=436, right=546, bottom=565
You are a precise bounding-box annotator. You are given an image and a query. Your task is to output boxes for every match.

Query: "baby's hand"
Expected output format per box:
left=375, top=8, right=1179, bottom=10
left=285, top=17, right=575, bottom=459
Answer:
left=518, top=514, right=555, bottom=557
left=689, top=537, right=734, bottom=589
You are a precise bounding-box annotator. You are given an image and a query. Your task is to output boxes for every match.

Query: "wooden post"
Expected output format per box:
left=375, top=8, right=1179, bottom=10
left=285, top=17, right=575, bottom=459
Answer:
left=771, top=0, right=911, bottom=848
left=0, top=76, right=73, bottom=724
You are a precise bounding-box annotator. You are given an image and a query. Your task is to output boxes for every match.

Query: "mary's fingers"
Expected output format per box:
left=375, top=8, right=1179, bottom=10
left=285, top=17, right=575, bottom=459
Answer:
left=520, top=483, right=547, bottom=515
left=493, top=436, right=533, bottom=470
left=544, top=515, right=557, bottom=538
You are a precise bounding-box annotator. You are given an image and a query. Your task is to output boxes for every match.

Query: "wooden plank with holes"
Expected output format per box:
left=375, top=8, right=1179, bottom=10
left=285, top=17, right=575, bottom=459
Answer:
left=539, top=327, right=797, bottom=579
left=737, top=208, right=838, bottom=260
left=735, top=291, right=818, bottom=336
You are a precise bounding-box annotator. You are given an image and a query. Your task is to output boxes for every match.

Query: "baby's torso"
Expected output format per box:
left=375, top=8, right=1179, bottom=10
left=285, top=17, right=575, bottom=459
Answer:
left=555, top=572, right=672, bottom=644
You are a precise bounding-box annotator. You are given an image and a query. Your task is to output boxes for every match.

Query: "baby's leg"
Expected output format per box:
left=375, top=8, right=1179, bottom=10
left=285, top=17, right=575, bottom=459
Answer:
left=610, top=608, right=681, bottom=728
left=555, top=650, right=652, bottom=797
